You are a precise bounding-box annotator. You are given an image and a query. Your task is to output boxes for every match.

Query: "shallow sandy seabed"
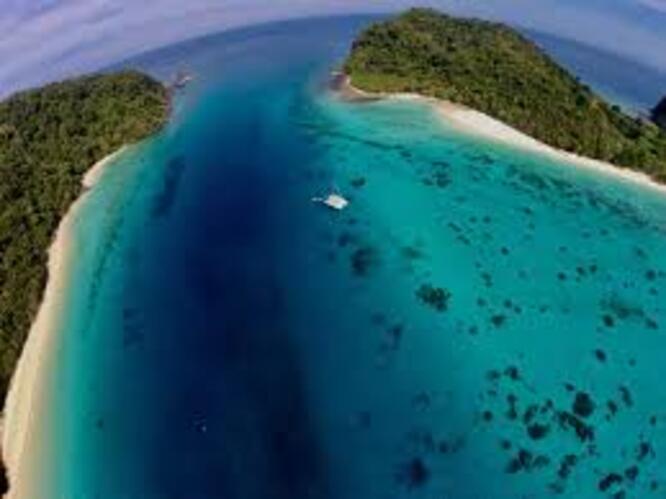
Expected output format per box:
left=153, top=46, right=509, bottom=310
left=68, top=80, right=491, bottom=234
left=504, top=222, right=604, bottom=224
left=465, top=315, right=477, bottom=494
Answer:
left=340, top=76, right=666, bottom=197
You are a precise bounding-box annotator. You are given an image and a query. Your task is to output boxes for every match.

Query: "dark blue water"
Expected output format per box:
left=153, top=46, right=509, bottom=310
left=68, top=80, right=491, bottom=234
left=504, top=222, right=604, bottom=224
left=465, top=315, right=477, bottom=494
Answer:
left=47, top=17, right=360, bottom=499
left=27, top=15, right=666, bottom=499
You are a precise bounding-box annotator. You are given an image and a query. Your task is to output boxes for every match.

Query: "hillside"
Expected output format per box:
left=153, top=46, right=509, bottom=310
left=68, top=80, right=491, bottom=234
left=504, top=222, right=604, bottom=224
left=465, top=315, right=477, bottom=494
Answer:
left=344, top=9, right=666, bottom=182
left=0, top=71, right=168, bottom=411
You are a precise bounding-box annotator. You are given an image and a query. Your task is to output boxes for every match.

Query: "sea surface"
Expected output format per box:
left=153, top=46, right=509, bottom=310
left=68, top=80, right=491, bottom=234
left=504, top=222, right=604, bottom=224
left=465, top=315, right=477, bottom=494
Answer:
left=526, top=29, right=666, bottom=115
left=36, top=16, right=666, bottom=499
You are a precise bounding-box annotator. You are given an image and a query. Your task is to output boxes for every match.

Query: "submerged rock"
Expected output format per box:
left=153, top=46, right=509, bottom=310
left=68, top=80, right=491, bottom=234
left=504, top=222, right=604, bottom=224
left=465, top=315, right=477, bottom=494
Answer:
left=490, top=314, right=507, bottom=328
left=350, top=176, right=366, bottom=188
left=505, top=365, right=521, bottom=381
left=412, top=391, right=433, bottom=411
left=602, top=314, right=615, bottom=328
left=594, top=349, right=607, bottom=363
left=415, top=284, right=451, bottom=312
left=505, top=449, right=532, bottom=474
left=624, top=465, right=639, bottom=482
left=397, top=457, right=430, bottom=489
left=506, top=393, right=519, bottom=421
left=350, top=245, right=379, bottom=276
left=619, top=386, right=633, bottom=408
left=636, top=440, right=654, bottom=461
left=598, top=472, right=623, bottom=492
left=557, top=454, right=578, bottom=480
left=401, top=245, right=424, bottom=261
left=527, top=423, right=551, bottom=440
left=645, top=317, right=659, bottom=330
left=557, top=411, right=594, bottom=442
left=505, top=449, right=549, bottom=474
left=438, top=435, right=466, bottom=455
left=573, top=392, right=595, bottom=418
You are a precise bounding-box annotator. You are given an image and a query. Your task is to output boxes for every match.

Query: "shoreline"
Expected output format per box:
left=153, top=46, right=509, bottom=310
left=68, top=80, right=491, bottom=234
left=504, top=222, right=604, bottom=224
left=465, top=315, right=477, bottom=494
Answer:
left=337, top=76, right=666, bottom=196
left=1, top=147, right=127, bottom=498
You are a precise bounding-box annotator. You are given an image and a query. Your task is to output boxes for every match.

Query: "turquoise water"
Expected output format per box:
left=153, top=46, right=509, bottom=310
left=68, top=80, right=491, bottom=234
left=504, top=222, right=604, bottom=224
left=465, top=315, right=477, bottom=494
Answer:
left=36, top=16, right=666, bottom=499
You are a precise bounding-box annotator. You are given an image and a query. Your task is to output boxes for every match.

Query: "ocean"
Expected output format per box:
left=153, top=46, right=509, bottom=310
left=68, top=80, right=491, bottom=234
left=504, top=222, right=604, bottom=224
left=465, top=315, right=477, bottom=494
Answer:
left=33, top=15, right=666, bottom=499
left=526, top=29, right=666, bottom=116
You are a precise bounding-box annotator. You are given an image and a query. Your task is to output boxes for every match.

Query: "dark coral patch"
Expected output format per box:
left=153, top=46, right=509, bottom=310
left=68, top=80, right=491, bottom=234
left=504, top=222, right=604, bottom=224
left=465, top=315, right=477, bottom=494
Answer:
left=415, top=284, right=451, bottom=312
left=396, top=457, right=430, bottom=489
left=598, top=472, right=623, bottom=492
left=505, top=449, right=549, bottom=474
left=602, top=314, right=615, bottom=328
left=557, top=454, right=577, bottom=480
left=557, top=411, right=594, bottom=442
left=350, top=176, right=366, bottom=188
left=619, top=386, right=633, bottom=408
left=573, top=392, right=595, bottom=418
left=490, top=314, right=507, bottom=328
left=624, top=465, right=639, bottom=482
left=527, top=423, right=550, bottom=440
left=350, top=245, right=379, bottom=276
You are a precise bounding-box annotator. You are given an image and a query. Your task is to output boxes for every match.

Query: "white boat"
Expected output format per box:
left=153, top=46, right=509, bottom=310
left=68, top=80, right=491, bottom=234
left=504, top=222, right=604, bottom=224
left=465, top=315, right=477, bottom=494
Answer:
left=312, top=192, right=349, bottom=211
left=172, top=71, right=194, bottom=89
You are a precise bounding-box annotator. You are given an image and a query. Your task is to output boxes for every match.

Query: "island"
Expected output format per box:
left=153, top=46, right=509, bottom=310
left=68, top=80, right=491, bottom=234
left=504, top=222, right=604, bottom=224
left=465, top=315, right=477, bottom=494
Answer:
left=653, top=96, right=666, bottom=131
left=343, top=8, right=666, bottom=183
left=0, top=70, right=169, bottom=492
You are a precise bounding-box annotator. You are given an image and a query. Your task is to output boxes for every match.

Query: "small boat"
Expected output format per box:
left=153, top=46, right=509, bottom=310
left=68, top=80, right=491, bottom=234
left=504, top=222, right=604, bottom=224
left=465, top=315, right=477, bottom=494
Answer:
left=172, top=71, right=194, bottom=90
left=312, top=192, right=349, bottom=211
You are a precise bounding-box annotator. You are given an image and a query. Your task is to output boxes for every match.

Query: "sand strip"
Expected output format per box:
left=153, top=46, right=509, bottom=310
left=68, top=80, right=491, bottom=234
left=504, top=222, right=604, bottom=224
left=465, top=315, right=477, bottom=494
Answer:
left=1, top=147, right=127, bottom=499
left=338, top=76, right=666, bottom=196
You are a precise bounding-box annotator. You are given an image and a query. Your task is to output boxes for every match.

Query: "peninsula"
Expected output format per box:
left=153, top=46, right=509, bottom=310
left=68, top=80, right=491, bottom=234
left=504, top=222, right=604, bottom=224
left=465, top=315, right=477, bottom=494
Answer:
left=0, top=70, right=168, bottom=493
left=344, top=8, right=666, bottom=183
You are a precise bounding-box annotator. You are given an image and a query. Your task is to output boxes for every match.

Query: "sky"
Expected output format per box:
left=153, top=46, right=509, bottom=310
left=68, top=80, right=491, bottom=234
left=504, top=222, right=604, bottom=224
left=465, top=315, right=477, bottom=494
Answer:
left=1, top=0, right=666, bottom=97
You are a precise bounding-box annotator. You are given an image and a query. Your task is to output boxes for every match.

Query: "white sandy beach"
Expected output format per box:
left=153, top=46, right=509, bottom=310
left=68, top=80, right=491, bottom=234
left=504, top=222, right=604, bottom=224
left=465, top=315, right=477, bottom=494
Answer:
left=1, top=148, right=126, bottom=499
left=341, top=77, right=666, bottom=196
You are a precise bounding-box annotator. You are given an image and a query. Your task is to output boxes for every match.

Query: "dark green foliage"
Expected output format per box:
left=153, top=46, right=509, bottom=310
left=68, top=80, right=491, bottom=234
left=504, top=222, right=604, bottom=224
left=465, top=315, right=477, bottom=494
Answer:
left=344, top=9, right=666, bottom=182
left=653, top=96, right=666, bottom=130
left=0, top=71, right=168, bottom=398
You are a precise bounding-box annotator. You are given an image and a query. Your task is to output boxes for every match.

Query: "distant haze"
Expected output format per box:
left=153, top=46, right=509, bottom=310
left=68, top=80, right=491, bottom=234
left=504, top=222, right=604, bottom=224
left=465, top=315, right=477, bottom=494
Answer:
left=1, top=0, right=665, bottom=97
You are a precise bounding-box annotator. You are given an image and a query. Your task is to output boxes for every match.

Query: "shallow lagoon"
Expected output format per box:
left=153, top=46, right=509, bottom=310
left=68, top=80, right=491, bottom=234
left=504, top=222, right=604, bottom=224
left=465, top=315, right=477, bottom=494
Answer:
left=38, top=16, right=666, bottom=499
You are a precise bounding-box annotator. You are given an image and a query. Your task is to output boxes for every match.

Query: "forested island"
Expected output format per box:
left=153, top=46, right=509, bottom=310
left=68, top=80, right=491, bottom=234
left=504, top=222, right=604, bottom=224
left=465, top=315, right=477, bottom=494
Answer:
left=0, top=70, right=168, bottom=471
left=344, top=8, right=666, bottom=182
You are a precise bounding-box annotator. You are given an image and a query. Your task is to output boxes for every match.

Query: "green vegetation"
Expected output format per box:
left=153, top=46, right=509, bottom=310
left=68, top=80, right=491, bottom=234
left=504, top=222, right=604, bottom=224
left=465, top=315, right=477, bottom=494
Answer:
left=0, top=71, right=168, bottom=400
left=344, top=8, right=666, bottom=181
left=653, top=96, right=666, bottom=131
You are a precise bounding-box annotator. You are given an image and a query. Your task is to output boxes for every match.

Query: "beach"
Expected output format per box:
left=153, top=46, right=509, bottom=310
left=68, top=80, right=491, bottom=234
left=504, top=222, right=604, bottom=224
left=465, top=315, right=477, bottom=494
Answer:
left=339, top=76, right=666, bottom=196
left=1, top=147, right=126, bottom=499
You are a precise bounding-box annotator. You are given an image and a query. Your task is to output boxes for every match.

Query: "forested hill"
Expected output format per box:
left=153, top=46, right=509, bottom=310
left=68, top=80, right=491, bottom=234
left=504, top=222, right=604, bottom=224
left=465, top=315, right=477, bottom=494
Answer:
left=344, top=8, right=666, bottom=182
left=0, top=71, right=168, bottom=412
